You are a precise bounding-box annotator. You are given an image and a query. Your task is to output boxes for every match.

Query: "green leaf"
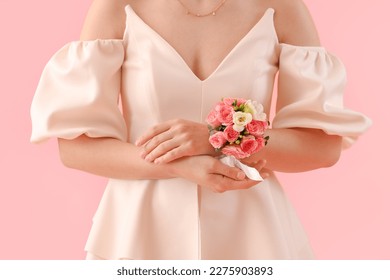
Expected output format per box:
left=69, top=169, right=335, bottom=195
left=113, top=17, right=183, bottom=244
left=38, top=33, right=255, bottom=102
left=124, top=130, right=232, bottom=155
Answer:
left=237, top=104, right=245, bottom=112
left=217, top=125, right=226, bottom=131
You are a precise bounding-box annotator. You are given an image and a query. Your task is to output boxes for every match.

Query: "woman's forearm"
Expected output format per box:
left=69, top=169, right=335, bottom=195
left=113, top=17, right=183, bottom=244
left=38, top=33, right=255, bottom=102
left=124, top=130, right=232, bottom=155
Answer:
left=58, top=135, right=176, bottom=180
left=244, top=128, right=342, bottom=173
left=60, top=128, right=342, bottom=180
left=133, top=119, right=343, bottom=173
left=57, top=135, right=258, bottom=192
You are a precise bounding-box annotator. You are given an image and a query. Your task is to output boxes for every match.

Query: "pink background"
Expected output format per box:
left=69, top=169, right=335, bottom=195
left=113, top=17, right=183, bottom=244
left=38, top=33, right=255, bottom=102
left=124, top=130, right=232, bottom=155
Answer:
left=0, top=0, right=388, bottom=259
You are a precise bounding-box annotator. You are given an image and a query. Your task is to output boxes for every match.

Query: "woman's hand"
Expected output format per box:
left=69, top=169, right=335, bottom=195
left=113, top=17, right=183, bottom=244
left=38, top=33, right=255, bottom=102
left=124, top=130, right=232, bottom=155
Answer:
left=169, top=155, right=268, bottom=193
left=135, top=119, right=216, bottom=164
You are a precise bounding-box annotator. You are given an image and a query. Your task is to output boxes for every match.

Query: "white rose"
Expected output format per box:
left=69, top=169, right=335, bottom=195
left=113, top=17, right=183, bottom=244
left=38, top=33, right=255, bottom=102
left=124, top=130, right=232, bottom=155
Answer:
left=233, top=112, right=252, bottom=130
left=256, top=112, right=267, bottom=122
left=244, top=100, right=266, bottom=121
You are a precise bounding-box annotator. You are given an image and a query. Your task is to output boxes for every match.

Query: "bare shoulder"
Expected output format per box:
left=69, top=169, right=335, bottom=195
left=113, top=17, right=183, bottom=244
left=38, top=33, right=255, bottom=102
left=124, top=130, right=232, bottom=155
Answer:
left=270, top=0, right=321, bottom=46
left=80, top=0, right=129, bottom=40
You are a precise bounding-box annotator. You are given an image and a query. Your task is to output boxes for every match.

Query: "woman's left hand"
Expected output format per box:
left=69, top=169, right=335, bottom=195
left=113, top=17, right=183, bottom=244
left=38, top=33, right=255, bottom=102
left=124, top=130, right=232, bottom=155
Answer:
left=135, top=119, right=216, bottom=163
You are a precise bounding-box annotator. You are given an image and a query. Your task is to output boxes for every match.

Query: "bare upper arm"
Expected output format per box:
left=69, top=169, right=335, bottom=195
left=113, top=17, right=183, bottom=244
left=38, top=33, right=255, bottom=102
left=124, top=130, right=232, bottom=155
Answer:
left=272, top=0, right=321, bottom=46
left=80, top=0, right=128, bottom=40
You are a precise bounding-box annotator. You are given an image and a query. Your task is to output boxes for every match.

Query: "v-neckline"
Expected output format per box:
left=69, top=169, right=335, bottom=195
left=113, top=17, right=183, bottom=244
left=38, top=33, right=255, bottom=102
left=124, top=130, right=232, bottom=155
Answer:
left=125, top=5, right=274, bottom=83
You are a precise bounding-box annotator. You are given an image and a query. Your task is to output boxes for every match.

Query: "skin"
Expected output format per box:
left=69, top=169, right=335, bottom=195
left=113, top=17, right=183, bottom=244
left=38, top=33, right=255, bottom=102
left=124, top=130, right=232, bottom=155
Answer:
left=59, top=0, right=342, bottom=192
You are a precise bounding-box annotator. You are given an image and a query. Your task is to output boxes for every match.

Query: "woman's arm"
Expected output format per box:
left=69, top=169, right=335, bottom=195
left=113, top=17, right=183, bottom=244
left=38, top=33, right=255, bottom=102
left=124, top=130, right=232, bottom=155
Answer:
left=273, top=0, right=321, bottom=46
left=59, top=0, right=170, bottom=180
left=59, top=135, right=267, bottom=192
left=59, top=136, right=176, bottom=180
left=136, top=120, right=341, bottom=172
left=242, top=128, right=341, bottom=173
left=262, top=0, right=342, bottom=171
left=80, top=0, right=127, bottom=40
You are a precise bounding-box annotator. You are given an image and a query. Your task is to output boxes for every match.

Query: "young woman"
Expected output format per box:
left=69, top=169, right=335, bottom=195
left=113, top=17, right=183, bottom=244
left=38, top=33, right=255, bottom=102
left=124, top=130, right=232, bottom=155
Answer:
left=31, top=0, right=371, bottom=259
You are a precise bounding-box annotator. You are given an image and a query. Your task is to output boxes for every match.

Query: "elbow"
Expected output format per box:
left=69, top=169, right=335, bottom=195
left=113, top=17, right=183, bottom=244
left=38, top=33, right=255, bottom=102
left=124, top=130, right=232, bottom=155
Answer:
left=322, top=148, right=341, bottom=168
left=321, top=135, right=342, bottom=168
left=58, top=138, right=81, bottom=169
left=58, top=138, right=73, bottom=168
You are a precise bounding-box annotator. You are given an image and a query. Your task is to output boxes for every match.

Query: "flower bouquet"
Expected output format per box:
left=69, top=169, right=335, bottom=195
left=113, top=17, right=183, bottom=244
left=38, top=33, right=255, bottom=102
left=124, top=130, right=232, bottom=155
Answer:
left=206, top=98, right=269, bottom=181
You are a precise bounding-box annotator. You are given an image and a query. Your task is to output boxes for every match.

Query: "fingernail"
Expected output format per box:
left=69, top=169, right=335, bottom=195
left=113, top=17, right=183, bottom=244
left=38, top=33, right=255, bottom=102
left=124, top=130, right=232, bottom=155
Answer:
left=154, top=158, right=161, bottom=164
left=237, top=171, right=245, bottom=180
left=140, top=152, right=146, bottom=159
left=145, top=156, right=152, bottom=162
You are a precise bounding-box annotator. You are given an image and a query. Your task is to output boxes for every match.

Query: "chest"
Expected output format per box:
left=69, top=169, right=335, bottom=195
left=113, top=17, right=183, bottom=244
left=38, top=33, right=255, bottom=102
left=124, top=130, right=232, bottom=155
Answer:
left=127, top=2, right=270, bottom=81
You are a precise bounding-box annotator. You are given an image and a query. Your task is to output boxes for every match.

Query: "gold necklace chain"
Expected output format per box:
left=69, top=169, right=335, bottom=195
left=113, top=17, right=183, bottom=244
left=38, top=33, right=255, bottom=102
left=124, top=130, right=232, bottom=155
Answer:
left=177, top=0, right=227, bottom=17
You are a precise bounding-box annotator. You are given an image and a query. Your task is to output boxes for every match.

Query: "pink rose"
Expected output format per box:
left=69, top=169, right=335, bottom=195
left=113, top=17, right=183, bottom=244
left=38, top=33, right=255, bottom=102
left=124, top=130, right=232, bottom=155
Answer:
left=223, top=125, right=240, bottom=143
left=221, top=145, right=250, bottom=159
left=240, top=136, right=259, bottom=155
left=215, top=104, right=234, bottom=125
left=206, top=109, right=221, bottom=127
left=223, top=97, right=246, bottom=107
left=246, top=120, right=268, bottom=137
left=209, top=131, right=226, bottom=149
left=253, top=137, right=266, bottom=154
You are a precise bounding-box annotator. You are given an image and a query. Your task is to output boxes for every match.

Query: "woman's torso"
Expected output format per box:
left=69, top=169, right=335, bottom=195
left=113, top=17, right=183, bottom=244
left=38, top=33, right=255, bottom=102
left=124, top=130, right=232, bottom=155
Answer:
left=83, top=3, right=316, bottom=260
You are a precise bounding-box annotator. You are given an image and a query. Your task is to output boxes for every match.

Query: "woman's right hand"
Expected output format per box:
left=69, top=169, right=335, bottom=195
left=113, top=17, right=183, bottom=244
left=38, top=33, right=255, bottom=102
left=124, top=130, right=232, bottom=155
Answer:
left=168, top=155, right=268, bottom=193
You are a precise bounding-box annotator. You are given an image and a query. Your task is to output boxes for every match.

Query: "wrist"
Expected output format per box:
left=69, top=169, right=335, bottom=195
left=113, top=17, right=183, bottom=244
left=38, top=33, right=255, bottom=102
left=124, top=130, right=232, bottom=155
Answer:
left=165, top=157, right=187, bottom=178
left=202, top=124, right=221, bottom=157
left=206, top=144, right=220, bottom=157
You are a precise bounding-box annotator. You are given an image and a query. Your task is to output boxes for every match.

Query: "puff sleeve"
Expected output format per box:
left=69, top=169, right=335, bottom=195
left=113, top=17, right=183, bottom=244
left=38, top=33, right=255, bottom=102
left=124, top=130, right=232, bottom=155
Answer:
left=30, top=40, right=127, bottom=143
left=272, top=44, right=371, bottom=148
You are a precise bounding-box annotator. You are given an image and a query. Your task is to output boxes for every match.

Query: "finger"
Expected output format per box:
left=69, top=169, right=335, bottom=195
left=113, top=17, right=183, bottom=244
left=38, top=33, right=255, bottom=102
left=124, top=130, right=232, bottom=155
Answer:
left=144, top=138, right=178, bottom=162
left=246, top=159, right=267, bottom=169
left=244, top=160, right=270, bottom=181
left=135, top=123, right=171, bottom=146
left=225, top=178, right=259, bottom=190
left=141, top=130, right=174, bottom=158
left=261, top=172, right=270, bottom=179
left=212, top=176, right=258, bottom=193
left=154, top=147, right=185, bottom=164
left=154, top=140, right=197, bottom=163
left=214, top=161, right=246, bottom=180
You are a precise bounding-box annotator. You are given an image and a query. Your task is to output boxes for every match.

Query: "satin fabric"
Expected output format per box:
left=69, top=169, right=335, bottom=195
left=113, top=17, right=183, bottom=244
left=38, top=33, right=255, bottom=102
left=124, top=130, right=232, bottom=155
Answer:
left=273, top=44, right=371, bottom=148
left=30, top=5, right=371, bottom=259
left=31, top=40, right=127, bottom=143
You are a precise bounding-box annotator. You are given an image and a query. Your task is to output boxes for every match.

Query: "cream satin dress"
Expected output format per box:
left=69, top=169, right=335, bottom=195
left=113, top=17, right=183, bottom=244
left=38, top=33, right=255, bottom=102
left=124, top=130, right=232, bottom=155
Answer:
left=30, top=5, right=371, bottom=259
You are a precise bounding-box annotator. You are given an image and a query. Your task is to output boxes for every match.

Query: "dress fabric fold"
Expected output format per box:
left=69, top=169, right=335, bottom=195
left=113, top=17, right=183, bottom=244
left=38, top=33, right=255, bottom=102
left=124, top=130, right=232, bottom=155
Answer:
left=272, top=44, right=371, bottom=148
left=30, top=40, right=127, bottom=143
